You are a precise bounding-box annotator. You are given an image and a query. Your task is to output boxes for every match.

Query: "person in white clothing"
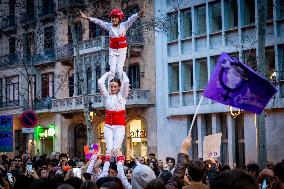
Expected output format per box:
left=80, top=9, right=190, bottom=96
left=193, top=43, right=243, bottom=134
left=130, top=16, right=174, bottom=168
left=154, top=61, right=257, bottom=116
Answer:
left=80, top=4, right=145, bottom=81
left=98, top=71, right=129, bottom=157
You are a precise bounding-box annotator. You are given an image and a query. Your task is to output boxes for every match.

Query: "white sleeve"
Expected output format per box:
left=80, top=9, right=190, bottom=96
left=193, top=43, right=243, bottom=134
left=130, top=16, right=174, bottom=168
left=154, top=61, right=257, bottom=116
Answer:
left=122, top=13, right=139, bottom=31
left=89, top=17, right=111, bottom=31
left=117, top=162, right=132, bottom=189
left=86, top=155, right=97, bottom=174
left=120, top=71, right=130, bottom=98
left=98, top=72, right=109, bottom=97
left=98, top=161, right=110, bottom=179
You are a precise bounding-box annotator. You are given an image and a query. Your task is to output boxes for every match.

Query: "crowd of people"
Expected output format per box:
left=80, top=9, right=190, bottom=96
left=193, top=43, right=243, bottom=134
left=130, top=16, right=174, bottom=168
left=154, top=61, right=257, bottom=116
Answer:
left=0, top=137, right=283, bottom=189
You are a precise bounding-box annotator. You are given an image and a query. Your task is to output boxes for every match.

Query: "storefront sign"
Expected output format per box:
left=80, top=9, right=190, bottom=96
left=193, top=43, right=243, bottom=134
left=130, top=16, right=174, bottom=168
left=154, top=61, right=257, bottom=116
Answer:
left=22, top=128, right=35, bottom=133
left=0, top=115, right=13, bottom=152
left=130, top=129, right=147, bottom=138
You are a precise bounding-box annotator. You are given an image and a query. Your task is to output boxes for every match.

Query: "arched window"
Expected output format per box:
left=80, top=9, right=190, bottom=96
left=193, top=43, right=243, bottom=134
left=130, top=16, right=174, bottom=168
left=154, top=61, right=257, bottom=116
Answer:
left=87, top=68, right=92, bottom=94
left=95, top=66, right=101, bottom=93
left=74, top=124, right=87, bottom=158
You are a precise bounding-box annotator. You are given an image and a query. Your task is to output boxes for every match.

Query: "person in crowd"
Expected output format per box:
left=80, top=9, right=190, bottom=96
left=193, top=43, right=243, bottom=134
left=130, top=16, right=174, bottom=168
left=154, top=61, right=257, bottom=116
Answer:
left=80, top=180, right=97, bottom=189
left=210, top=170, right=258, bottom=189
left=165, top=157, right=176, bottom=174
left=158, top=170, right=172, bottom=185
left=247, top=163, right=260, bottom=179
left=183, top=159, right=208, bottom=189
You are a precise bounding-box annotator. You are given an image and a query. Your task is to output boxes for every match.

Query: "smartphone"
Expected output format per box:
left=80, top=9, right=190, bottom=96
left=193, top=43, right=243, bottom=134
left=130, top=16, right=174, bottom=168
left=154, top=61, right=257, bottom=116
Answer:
left=7, top=172, right=13, bottom=183
left=72, top=168, right=81, bottom=178
left=26, top=163, right=33, bottom=173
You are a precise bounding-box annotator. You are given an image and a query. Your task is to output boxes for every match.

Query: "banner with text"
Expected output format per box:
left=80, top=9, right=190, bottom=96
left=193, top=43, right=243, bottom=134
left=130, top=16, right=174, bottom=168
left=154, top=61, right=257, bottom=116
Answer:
left=0, top=115, right=13, bottom=152
left=203, top=133, right=222, bottom=160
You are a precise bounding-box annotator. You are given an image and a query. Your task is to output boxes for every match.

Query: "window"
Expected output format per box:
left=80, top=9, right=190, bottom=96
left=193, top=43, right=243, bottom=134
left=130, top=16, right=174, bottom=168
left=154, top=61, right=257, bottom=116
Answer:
left=26, top=0, right=34, bottom=20
left=168, top=63, right=179, bottom=93
left=9, top=37, right=16, bottom=60
left=0, top=79, right=3, bottom=107
left=27, top=75, right=36, bottom=105
left=205, top=114, right=212, bottom=136
left=278, top=45, right=284, bottom=80
left=44, top=26, right=54, bottom=53
left=23, top=32, right=34, bottom=60
left=74, top=124, right=87, bottom=159
left=195, top=58, right=208, bottom=90
left=89, top=21, right=108, bottom=38
left=195, top=5, right=206, bottom=35
left=224, top=0, right=238, bottom=29
left=69, top=74, right=74, bottom=97
left=181, top=8, right=192, bottom=39
left=41, top=73, right=54, bottom=98
left=9, top=0, right=15, bottom=26
left=243, top=49, right=257, bottom=70
left=265, top=46, right=275, bottom=79
left=5, top=76, right=19, bottom=106
left=242, top=0, right=255, bottom=26
left=209, top=1, right=222, bottom=33
left=128, top=65, right=140, bottom=89
left=276, top=0, right=284, bottom=19
left=267, top=0, right=273, bottom=20
left=68, top=22, right=83, bottom=43
left=220, top=114, right=228, bottom=165
left=77, top=74, right=82, bottom=95
left=235, top=114, right=245, bottom=168
left=87, top=68, right=92, bottom=94
left=181, top=61, right=193, bottom=91
left=95, top=67, right=101, bottom=93
left=42, top=0, right=54, bottom=16
left=167, top=12, right=178, bottom=42
left=190, top=116, right=198, bottom=159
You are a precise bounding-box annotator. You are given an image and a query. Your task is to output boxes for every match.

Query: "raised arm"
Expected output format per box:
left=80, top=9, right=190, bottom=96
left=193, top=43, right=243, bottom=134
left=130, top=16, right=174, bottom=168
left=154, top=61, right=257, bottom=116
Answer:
left=98, top=72, right=110, bottom=97
left=117, top=161, right=132, bottom=189
left=80, top=11, right=110, bottom=31
left=123, top=13, right=139, bottom=31
left=120, top=71, right=130, bottom=98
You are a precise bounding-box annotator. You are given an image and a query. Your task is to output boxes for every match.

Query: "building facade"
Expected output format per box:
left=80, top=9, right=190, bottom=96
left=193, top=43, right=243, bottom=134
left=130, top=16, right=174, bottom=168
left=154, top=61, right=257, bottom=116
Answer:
left=155, top=0, right=284, bottom=168
left=0, top=0, right=156, bottom=159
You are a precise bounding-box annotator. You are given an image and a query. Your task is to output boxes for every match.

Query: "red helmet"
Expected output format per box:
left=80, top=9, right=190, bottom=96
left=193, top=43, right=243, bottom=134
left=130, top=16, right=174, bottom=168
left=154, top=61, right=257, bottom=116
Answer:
left=109, top=8, right=125, bottom=20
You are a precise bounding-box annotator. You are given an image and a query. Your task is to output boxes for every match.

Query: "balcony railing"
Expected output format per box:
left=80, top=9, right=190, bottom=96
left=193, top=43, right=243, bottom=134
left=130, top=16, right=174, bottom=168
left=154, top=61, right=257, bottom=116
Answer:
left=51, top=89, right=151, bottom=112
left=58, top=0, right=84, bottom=11
left=2, top=16, right=16, bottom=30
left=19, top=13, right=37, bottom=25
left=0, top=54, right=19, bottom=68
left=39, top=4, right=56, bottom=20
left=33, top=49, right=55, bottom=65
left=0, top=100, right=20, bottom=108
left=56, top=36, right=109, bottom=60
left=34, top=97, right=52, bottom=110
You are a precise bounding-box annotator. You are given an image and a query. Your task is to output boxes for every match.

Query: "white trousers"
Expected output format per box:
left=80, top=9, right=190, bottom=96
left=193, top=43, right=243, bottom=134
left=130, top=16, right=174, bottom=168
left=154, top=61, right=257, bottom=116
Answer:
left=108, top=47, right=127, bottom=82
left=104, top=124, right=125, bottom=155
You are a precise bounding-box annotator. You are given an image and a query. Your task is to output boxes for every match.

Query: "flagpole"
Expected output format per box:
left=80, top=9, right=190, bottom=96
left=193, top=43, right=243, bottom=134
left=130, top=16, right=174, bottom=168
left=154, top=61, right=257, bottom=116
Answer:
left=188, top=96, right=204, bottom=138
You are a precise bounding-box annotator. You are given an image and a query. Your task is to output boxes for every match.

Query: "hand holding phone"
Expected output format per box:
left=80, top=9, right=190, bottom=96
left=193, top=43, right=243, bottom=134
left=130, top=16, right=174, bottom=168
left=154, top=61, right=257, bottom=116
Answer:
left=26, top=163, right=33, bottom=173
left=7, top=172, right=13, bottom=184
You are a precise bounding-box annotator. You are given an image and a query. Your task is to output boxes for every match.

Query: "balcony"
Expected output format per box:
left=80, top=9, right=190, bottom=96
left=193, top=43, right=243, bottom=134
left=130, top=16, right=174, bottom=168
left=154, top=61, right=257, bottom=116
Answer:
left=56, top=36, right=109, bottom=60
left=33, top=49, right=55, bottom=65
left=19, top=13, right=37, bottom=26
left=51, top=89, right=151, bottom=112
left=0, top=100, right=20, bottom=109
left=58, top=0, right=84, bottom=11
left=0, top=54, right=19, bottom=68
left=34, top=97, right=52, bottom=111
left=2, top=16, right=16, bottom=32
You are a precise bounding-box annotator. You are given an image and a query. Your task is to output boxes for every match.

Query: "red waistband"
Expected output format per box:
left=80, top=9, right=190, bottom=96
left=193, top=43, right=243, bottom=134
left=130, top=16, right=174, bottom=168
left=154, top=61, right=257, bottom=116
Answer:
left=105, top=110, right=126, bottom=126
left=109, top=37, right=128, bottom=49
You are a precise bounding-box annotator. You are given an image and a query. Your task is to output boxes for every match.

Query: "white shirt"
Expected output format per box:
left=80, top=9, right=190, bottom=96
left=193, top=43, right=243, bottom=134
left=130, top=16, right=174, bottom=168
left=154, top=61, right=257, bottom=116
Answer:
left=90, top=13, right=139, bottom=38
left=98, top=71, right=130, bottom=111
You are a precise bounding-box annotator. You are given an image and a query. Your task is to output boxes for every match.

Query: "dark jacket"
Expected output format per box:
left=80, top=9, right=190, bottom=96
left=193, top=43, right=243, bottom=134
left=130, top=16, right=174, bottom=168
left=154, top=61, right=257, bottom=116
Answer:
left=165, top=153, right=189, bottom=189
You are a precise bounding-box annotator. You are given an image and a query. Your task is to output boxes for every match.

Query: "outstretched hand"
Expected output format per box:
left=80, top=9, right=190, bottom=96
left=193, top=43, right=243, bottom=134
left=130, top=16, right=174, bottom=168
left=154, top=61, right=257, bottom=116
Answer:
left=139, top=1, right=146, bottom=17
left=180, top=137, right=191, bottom=154
left=80, top=11, right=89, bottom=20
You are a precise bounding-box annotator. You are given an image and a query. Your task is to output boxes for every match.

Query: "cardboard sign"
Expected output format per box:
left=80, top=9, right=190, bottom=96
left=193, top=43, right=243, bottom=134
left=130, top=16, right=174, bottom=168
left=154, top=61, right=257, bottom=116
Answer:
left=203, top=133, right=222, bottom=160
left=84, top=143, right=99, bottom=160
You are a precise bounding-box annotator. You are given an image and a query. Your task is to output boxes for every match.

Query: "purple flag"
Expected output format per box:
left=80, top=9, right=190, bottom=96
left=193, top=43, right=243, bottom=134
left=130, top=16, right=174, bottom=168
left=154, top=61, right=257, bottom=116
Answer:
left=203, top=52, right=277, bottom=114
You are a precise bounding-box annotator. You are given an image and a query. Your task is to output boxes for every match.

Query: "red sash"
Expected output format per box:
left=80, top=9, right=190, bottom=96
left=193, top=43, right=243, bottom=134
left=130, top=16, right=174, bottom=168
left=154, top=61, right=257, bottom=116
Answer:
left=105, top=110, right=126, bottom=126
left=109, top=36, right=128, bottom=49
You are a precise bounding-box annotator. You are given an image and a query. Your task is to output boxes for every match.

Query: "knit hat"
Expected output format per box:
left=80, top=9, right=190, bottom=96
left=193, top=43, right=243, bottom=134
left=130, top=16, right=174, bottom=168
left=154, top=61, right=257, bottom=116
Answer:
left=131, top=164, right=156, bottom=189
